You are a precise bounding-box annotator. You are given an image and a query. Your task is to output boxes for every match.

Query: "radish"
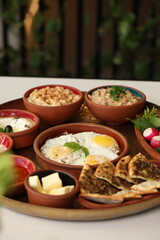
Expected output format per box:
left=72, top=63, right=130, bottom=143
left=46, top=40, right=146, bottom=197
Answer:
left=150, top=135, right=160, bottom=149
left=143, top=127, right=159, bottom=141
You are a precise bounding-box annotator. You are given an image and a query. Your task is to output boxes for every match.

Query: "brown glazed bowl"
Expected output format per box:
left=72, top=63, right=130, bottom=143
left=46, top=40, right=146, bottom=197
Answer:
left=33, top=123, right=129, bottom=178
left=24, top=169, right=80, bottom=208
left=0, top=109, right=40, bottom=149
left=23, top=84, right=83, bottom=125
left=135, top=127, right=160, bottom=161
left=6, top=155, right=36, bottom=196
left=84, top=85, right=146, bottom=125
left=0, top=133, right=13, bottom=154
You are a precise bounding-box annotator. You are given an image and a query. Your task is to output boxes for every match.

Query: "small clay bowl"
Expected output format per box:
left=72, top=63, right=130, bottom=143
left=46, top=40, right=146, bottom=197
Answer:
left=6, top=155, right=36, bottom=196
left=23, top=84, right=83, bottom=125
left=0, top=133, right=13, bottom=154
left=24, top=169, right=80, bottom=208
left=33, top=123, right=129, bottom=178
left=85, top=85, right=146, bottom=125
left=0, top=109, right=40, bottom=149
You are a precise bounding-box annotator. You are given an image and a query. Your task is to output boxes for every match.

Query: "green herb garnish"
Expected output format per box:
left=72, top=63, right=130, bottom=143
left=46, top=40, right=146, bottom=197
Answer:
left=109, top=86, right=126, bottom=101
left=129, top=106, right=160, bottom=132
left=64, top=142, right=89, bottom=157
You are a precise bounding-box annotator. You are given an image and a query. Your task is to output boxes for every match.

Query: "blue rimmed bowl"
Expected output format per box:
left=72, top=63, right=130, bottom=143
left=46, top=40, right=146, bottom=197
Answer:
left=84, top=85, right=146, bottom=125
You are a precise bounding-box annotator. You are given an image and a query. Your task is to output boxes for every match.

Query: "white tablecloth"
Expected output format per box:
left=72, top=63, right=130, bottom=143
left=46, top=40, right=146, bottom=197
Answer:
left=0, top=77, right=160, bottom=240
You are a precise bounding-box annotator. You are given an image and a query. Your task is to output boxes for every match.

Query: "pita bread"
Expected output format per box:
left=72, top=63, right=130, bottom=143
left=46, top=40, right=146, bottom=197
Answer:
left=95, top=160, right=133, bottom=190
left=131, top=180, right=160, bottom=194
left=79, top=164, right=119, bottom=195
left=115, top=155, right=143, bottom=184
left=80, top=189, right=142, bottom=204
left=129, top=153, right=160, bottom=181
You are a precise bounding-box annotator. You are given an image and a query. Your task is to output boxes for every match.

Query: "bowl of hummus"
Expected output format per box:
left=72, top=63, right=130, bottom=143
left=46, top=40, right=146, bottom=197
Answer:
left=23, top=85, right=83, bottom=125
left=85, top=85, right=146, bottom=125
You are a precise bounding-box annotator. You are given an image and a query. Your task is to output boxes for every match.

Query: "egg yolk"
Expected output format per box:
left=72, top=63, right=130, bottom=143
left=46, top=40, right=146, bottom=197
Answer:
left=49, top=145, right=72, bottom=159
left=84, top=155, right=109, bottom=165
left=92, top=135, right=118, bottom=147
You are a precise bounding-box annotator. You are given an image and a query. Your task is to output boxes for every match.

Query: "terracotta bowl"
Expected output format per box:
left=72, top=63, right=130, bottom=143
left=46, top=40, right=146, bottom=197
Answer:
left=135, top=127, right=160, bottom=161
left=24, top=169, right=80, bottom=208
left=0, top=109, right=40, bottom=149
left=6, top=155, right=36, bottom=196
left=23, top=84, right=83, bottom=125
left=0, top=133, right=13, bottom=154
left=84, top=85, right=146, bottom=125
left=33, top=123, right=129, bottom=178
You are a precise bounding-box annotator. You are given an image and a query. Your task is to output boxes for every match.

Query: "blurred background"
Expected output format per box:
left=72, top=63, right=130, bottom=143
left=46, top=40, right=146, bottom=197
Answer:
left=0, top=0, right=160, bottom=80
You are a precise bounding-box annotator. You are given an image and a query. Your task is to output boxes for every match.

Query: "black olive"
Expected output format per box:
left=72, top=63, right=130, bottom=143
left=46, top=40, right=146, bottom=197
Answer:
left=4, top=125, right=13, bottom=133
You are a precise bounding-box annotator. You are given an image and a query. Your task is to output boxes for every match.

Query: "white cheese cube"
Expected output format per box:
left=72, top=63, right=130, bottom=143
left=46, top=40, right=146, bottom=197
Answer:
left=42, top=172, right=62, bottom=192
left=28, top=175, right=43, bottom=193
left=49, top=185, right=75, bottom=195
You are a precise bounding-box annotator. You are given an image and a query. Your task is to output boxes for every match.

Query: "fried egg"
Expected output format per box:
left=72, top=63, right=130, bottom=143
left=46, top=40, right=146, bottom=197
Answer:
left=84, top=155, right=109, bottom=165
left=41, top=131, right=120, bottom=165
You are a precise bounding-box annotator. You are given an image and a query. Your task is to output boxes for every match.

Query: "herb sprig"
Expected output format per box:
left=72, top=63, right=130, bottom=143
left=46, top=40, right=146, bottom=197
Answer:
left=64, top=142, right=89, bottom=157
left=129, top=106, right=160, bottom=133
left=109, top=86, right=126, bottom=101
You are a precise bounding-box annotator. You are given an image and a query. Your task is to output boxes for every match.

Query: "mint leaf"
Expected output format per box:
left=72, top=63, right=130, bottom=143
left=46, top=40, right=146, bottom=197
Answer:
left=64, top=142, right=89, bottom=157
left=155, top=147, right=160, bottom=153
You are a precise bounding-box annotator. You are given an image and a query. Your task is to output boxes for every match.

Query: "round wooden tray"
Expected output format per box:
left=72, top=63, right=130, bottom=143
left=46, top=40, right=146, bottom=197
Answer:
left=1, top=98, right=160, bottom=221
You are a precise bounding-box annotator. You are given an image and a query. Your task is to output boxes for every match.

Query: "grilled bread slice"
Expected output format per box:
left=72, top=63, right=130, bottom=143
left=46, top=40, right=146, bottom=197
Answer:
left=95, top=160, right=132, bottom=190
left=115, top=155, right=143, bottom=184
left=79, top=164, right=118, bottom=195
left=129, top=153, right=160, bottom=181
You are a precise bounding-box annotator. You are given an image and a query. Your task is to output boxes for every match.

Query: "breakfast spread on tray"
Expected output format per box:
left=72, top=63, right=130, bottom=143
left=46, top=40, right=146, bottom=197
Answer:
left=88, top=86, right=141, bottom=106
left=79, top=153, right=160, bottom=204
left=1, top=84, right=160, bottom=212
left=40, top=132, right=120, bottom=165
left=27, top=86, right=81, bottom=106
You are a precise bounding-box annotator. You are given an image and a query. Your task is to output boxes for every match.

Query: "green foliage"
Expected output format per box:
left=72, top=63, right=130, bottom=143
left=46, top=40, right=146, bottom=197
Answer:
left=0, top=0, right=160, bottom=80
left=0, top=152, right=14, bottom=196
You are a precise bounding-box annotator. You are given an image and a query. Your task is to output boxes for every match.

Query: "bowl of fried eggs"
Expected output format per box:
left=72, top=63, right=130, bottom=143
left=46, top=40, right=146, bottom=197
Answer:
left=33, top=123, right=128, bottom=178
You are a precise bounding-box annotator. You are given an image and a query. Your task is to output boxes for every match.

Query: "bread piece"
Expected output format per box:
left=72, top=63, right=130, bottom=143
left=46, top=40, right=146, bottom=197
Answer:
left=129, top=153, right=160, bottom=181
left=131, top=180, right=160, bottom=195
left=95, top=160, right=133, bottom=190
left=80, top=189, right=142, bottom=204
left=115, top=155, right=143, bottom=184
left=79, top=164, right=119, bottom=195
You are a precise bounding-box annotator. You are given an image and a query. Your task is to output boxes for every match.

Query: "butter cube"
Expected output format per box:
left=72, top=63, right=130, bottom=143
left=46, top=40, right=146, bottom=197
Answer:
left=28, top=175, right=43, bottom=193
left=42, top=172, right=62, bottom=192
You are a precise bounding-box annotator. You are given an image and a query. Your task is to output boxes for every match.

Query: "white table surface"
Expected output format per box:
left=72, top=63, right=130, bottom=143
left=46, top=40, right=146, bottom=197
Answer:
left=0, top=76, right=160, bottom=240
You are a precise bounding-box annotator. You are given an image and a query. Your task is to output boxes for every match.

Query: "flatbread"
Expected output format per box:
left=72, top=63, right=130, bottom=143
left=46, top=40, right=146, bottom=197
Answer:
left=115, top=155, right=143, bottom=184
left=80, top=189, right=142, bottom=204
left=129, top=153, right=160, bottom=181
left=131, top=180, right=160, bottom=194
left=95, top=160, right=133, bottom=190
left=79, top=164, right=119, bottom=195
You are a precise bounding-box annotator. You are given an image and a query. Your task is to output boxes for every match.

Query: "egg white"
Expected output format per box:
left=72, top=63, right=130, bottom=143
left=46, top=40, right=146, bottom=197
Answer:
left=41, top=131, right=120, bottom=165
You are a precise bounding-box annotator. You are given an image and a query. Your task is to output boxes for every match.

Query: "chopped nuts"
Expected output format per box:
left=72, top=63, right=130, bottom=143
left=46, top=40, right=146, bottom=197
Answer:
left=27, top=86, right=81, bottom=106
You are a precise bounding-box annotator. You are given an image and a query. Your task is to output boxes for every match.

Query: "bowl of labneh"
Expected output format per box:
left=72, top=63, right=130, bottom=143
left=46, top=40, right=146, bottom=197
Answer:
left=33, top=123, right=129, bottom=178
left=0, top=109, right=40, bottom=149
